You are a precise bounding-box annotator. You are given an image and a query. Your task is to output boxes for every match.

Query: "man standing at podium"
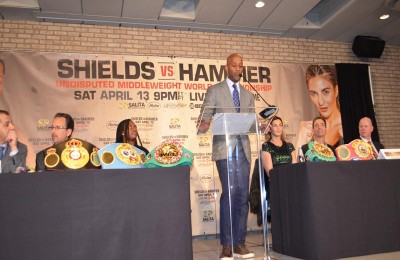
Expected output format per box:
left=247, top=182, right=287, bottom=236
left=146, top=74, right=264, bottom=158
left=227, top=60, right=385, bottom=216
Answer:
left=197, top=53, right=255, bottom=259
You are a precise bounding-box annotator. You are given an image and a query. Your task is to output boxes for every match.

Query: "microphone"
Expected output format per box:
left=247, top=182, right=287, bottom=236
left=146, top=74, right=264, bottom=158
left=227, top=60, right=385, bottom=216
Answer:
left=239, top=74, right=278, bottom=119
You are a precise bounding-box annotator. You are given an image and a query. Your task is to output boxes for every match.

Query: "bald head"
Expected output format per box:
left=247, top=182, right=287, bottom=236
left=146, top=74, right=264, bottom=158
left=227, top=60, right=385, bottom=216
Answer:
left=225, top=53, right=243, bottom=83
left=359, top=117, right=374, bottom=140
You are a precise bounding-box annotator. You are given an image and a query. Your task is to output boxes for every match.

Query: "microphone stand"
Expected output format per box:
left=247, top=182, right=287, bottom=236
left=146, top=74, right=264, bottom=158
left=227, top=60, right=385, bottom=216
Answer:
left=239, top=74, right=279, bottom=120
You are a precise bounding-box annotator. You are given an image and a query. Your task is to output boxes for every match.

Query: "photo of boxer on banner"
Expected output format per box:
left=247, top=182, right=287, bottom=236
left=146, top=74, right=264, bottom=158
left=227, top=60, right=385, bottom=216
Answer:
left=297, top=65, right=343, bottom=149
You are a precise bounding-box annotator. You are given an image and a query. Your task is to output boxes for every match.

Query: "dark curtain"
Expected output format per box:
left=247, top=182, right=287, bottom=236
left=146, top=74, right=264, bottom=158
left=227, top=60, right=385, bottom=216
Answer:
left=335, top=63, right=381, bottom=143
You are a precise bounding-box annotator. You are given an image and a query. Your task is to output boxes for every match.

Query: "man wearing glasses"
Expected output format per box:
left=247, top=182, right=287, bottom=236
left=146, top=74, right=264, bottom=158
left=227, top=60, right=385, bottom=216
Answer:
left=35, top=113, right=74, bottom=172
left=0, top=110, right=27, bottom=173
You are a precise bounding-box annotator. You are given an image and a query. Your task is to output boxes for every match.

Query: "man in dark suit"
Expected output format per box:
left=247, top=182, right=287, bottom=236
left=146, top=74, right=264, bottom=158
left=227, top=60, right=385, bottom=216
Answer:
left=35, top=113, right=74, bottom=172
left=301, top=116, right=337, bottom=161
left=0, top=110, right=27, bottom=173
left=197, top=53, right=255, bottom=259
left=358, top=117, right=384, bottom=158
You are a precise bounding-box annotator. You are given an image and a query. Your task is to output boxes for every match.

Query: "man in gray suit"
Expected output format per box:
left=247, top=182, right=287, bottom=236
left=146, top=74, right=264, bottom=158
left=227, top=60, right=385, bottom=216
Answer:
left=0, top=110, right=27, bottom=173
left=198, top=53, right=255, bottom=259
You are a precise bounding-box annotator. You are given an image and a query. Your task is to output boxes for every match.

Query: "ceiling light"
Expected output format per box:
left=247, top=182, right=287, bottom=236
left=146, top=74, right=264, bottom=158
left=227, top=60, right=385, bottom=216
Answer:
left=379, top=14, right=390, bottom=20
left=255, top=1, right=265, bottom=8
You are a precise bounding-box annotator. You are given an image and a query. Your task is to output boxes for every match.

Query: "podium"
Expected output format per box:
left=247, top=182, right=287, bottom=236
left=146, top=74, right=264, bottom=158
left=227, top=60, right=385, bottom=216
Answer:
left=197, top=106, right=276, bottom=258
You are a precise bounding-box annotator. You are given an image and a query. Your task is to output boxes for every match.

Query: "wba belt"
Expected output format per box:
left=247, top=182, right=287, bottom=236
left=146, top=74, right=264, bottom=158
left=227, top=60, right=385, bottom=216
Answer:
left=44, top=138, right=101, bottom=170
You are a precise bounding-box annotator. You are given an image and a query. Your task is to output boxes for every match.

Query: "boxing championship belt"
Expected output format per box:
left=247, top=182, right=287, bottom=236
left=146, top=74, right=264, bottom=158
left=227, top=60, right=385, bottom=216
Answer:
left=145, top=140, right=193, bottom=168
left=335, top=139, right=374, bottom=161
left=304, top=140, right=337, bottom=162
left=44, top=138, right=101, bottom=170
left=98, top=143, right=147, bottom=169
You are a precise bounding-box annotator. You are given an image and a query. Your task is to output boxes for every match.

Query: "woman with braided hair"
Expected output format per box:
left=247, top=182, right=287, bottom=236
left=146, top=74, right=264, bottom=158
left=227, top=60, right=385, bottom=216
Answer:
left=115, top=119, right=149, bottom=155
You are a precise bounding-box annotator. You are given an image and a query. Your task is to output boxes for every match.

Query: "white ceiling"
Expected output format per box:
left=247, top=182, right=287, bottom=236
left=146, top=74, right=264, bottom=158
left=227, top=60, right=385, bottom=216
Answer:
left=1, top=0, right=400, bottom=46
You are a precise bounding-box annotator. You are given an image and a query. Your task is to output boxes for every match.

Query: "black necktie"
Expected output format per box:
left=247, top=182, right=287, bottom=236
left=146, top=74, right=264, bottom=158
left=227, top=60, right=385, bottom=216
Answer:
left=232, top=84, right=240, bottom=113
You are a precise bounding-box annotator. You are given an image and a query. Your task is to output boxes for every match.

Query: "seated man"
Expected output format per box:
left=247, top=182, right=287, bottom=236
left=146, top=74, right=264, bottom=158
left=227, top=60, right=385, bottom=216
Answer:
left=358, top=117, right=384, bottom=159
left=0, top=110, right=27, bottom=173
left=301, top=116, right=336, bottom=162
left=0, top=58, right=35, bottom=169
left=35, top=113, right=74, bottom=172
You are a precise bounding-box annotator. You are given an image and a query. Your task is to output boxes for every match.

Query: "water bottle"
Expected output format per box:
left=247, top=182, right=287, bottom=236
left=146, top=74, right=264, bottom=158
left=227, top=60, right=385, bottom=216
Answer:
left=298, top=146, right=305, bottom=162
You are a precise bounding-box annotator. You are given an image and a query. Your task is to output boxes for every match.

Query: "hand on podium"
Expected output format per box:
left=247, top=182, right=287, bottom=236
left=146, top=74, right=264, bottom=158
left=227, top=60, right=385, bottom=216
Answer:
left=196, top=120, right=211, bottom=134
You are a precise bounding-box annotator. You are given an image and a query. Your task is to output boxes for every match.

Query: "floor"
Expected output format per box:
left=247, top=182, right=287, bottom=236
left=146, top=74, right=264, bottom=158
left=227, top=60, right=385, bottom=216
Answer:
left=192, top=233, right=400, bottom=260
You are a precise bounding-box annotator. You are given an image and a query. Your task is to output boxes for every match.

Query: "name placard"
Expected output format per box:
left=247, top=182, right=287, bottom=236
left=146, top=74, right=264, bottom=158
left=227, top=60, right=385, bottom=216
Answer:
left=378, top=149, right=400, bottom=160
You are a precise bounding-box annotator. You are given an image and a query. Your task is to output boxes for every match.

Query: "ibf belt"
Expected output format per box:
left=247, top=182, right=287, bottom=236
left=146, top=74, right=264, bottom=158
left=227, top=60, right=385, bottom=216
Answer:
left=116, top=143, right=146, bottom=165
left=335, top=139, right=373, bottom=161
left=98, top=143, right=147, bottom=169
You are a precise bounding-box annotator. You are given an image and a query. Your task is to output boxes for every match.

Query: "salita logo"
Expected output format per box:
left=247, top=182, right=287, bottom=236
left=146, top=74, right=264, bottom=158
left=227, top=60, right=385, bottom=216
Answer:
left=118, top=102, right=145, bottom=109
left=37, top=118, right=50, bottom=131
left=128, top=102, right=145, bottom=109
left=198, top=136, right=210, bottom=147
left=169, top=118, right=181, bottom=129
left=202, top=210, right=215, bottom=222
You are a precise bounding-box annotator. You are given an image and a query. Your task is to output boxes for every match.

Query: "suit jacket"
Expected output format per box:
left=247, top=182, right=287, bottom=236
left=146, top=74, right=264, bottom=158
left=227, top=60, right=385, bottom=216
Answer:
left=1, top=141, right=27, bottom=173
left=199, top=80, right=255, bottom=162
left=372, top=140, right=384, bottom=152
left=360, top=136, right=385, bottom=153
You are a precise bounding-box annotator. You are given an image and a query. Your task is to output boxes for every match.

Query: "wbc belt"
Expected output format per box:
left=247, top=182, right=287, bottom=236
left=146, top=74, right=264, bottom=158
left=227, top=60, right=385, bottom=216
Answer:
left=304, top=141, right=336, bottom=162
left=145, top=140, right=193, bottom=168
left=335, top=139, right=373, bottom=161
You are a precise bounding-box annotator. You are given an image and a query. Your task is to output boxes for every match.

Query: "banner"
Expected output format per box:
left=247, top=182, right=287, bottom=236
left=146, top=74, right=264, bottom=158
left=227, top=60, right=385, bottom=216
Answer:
left=0, top=51, right=322, bottom=235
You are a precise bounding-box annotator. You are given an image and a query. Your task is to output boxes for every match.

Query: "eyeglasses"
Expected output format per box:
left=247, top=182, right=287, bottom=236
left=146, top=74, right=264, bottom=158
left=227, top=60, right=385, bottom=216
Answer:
left=49, top=126, right=67, bottom=130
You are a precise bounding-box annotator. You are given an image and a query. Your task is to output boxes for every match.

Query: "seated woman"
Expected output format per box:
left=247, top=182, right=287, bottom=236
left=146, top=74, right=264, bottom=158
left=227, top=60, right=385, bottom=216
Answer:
left=262, top=116, right=297, bottom=177
left=116, top=119, right=149, bottom=155
left=250, top=116, right=296, bottom=225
